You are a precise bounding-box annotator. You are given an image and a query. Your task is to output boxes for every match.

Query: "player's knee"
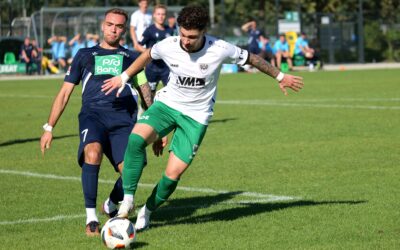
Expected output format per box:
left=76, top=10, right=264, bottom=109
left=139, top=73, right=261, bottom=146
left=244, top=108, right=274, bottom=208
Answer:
left=84, top=144, right=102, bottom=164
left=127, top=133, right=147, bottom=153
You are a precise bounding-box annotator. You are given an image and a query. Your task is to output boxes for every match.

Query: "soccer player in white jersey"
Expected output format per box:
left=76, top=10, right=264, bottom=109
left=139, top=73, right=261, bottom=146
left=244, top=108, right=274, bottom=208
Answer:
left=102, top=5, right=304, bottom=231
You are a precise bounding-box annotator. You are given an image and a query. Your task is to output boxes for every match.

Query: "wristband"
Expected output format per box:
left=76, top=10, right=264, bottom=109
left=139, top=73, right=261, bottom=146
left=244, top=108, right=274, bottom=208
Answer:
left=43, top=123, right=53, bottom=132
left=118, top=71, right=130, bottom=94
left=121, top=71, right=130, bottom=84
left=275, top=72, right=285, bottom=82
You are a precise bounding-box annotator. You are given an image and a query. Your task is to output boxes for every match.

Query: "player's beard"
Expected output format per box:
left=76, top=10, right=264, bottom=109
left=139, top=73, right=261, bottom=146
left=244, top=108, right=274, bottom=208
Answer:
left=104, top=35, right=120, bottom=48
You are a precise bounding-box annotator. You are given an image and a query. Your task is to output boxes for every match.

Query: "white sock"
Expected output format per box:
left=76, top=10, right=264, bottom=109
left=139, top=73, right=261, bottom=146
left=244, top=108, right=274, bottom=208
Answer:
left=86, top=208, right=98, bottom=225
left=123, top=194, right=134, bottom=204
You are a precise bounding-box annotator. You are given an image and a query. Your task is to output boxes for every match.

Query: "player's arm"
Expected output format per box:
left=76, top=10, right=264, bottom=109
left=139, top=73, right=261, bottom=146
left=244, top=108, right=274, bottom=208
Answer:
left=102, top=49, right=152, bottom=96
left=247, top=53, right=304, bottom=95
left=133, top=71, right=153, bottom=110
left=40, top=82, right=75, bottom=155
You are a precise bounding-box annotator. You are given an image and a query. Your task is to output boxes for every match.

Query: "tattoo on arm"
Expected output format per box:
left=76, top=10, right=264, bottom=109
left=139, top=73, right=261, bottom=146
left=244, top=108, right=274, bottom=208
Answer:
left=248, top=53, right=280, bottom=78
left=138, top=83, right=153, bottom=110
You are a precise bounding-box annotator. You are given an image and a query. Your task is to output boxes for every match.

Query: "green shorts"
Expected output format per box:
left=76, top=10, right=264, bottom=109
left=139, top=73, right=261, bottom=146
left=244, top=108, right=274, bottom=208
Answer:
left=137, top=101, right=208, bottom=164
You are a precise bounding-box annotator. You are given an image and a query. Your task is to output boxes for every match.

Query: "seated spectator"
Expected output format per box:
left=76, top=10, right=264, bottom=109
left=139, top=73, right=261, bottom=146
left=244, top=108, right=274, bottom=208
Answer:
left=31, top=39, right=42, bottom=75
left=20, top=37, right=34, bottom=75
left=258, top=36, right=276, bottom=67
left=294, top=32, right=315, bottom=61
left=47, top=35, right=67, bottom=71
left=86, top=33, right=99, bottom=48
left=68, top=33, right=86, bottom=64
left=273, top=34, right=293, bottom=70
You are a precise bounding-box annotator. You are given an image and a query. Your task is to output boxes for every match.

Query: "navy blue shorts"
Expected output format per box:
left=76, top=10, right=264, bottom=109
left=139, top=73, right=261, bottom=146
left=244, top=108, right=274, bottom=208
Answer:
left=145, top=66, right=169, bottom=87
left=77, top=109, right=136, bottom=172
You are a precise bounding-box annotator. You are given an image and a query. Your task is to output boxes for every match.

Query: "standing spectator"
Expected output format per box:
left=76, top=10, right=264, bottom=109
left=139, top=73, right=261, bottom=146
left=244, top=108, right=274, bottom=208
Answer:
left=241, top=19, right=263, bottom=55
left=273, top=34, right=293, bottom=70
left=20, top=37, right=34, bottom=75
left=130, top=0, right=152, bottom=51
left=68, top=34, right=86, bottom=64
left=138, top=4, right=174, bottom=99
left=167, top=15, right=178, bottom=35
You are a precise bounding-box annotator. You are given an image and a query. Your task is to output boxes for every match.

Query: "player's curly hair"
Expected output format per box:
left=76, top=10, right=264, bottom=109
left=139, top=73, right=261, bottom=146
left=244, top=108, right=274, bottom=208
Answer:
left=177, top=5, right=209, bottom=31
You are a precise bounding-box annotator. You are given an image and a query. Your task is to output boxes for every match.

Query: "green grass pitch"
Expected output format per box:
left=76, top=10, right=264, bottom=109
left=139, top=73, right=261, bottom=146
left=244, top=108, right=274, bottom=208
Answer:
left=0, top=69, right=399, bottom=249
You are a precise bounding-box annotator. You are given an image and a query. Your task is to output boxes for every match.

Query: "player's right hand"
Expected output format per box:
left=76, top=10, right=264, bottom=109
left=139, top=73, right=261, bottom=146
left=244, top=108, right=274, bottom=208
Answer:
left=40, top=132, right=53, bottom=156
left=102, top=75, right=123, bottom=96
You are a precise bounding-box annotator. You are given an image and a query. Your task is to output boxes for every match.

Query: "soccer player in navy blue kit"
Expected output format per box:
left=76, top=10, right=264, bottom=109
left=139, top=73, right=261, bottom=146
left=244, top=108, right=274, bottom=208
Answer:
left=136, top=4, right=174, bottom=99
left=40, top=8, right=152, bottom=236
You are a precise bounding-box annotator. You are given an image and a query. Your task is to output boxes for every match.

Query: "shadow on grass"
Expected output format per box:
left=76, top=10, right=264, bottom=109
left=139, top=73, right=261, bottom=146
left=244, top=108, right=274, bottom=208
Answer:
left=138, top=192, right=367, bottom=229
left=0, top=134, right=76, bottom=147
left=208, top=117, right=238, bottom=124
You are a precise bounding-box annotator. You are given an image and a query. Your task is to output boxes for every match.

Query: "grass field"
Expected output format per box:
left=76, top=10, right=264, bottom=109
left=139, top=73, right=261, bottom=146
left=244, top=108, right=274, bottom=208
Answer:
left=0, top=69, right=399, bottom=249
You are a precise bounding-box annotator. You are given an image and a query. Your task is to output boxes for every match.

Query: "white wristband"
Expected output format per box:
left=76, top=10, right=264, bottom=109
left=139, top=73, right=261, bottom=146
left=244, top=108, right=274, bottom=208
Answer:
left=43, top=123, right=53, bottom=132
left=118, top=71, right=130, bottom=95
left=121, top=71, right=130, bottom=84
left=275, top=72, right=285, bottom=82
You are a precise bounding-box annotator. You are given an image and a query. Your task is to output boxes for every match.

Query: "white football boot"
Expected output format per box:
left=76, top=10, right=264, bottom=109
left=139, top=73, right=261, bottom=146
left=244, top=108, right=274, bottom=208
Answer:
left=135, top=205, right=152, bottom=231
left=117, top=200, right=134, bottom=218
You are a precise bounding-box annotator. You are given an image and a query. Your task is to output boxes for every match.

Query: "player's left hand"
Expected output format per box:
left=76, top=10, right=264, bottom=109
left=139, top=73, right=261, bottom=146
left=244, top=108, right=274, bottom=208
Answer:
left=152, top=136, right=168, bottom=157
left=102, top=75, right=123, bottom=96
left=278, top=74, right=304, bottom=96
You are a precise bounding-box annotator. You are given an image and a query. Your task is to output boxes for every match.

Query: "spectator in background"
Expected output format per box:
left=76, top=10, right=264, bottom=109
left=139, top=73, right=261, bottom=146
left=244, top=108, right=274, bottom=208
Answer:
left=138, top=4, right=174, bottom=99
left=31, top=39, right=42, bottom=75
left=86, top=33, right=99, bottom=48
left=273, top=34, right=293, bottom=70
left=130, top=0, right=152, bottom=51
left=68, top=34, right=86, bottom=64
left=259, top=36, right=275, bottom=67
left=241, top=19, right=262, bottom=55
left=119, top=37, right=129, bottom=49
left=168, top=15, right=178, bottom=35
left=294, top=32, right=315, bottom=62
left=47, top=35, right=67, bottom=71
left=20, top=37, right=34, bottom=75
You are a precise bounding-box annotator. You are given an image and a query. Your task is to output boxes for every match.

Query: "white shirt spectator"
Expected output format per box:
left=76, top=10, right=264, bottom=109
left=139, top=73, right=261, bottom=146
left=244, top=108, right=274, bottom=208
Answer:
left=130, top=10, right=152, bottom=42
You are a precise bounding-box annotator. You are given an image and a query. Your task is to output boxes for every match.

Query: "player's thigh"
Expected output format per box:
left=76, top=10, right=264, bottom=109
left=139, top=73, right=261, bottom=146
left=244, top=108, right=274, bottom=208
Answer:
left=108, top=125, right=135, bottom=172
left=77, top=111, right=108, bottom=166
left=137, top=101, right=179, bottom=140
left=169, top=114, right=208, bottom=165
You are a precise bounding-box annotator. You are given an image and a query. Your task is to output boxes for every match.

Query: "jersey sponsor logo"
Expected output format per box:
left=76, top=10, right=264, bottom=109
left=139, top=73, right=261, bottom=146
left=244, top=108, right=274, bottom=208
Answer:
left=199, top=63, right=208, bottom=73
left=170, top=63, right=179, bottom=68
left=94, top=55, right=123, bottom=76
left=177, top=76, right=206, bottom=88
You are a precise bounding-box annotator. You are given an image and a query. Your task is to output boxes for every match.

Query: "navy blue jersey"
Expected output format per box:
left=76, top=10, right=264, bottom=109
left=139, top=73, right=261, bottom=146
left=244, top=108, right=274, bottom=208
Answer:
left=140, top=24, right=173, bottom=69
left=65, top=45, right=140, bottom=114
left=248, top=29, right=262, bottom=54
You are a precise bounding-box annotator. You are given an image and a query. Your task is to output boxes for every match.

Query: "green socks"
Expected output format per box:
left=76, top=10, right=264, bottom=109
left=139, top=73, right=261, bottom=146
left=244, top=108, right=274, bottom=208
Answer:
left=122, top=133, right=147, bottom=195
left=146, top=173, right=179, bottom=211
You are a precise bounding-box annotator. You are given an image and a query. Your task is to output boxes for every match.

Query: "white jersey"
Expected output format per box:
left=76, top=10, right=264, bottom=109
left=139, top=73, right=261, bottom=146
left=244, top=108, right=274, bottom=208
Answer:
left=130, top=10, right=152, bottom=42
left=151, top=35, right=249, bottom=125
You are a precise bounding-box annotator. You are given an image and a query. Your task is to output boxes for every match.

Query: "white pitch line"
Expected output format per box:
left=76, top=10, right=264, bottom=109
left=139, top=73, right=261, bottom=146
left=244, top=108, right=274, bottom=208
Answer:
left=0, top=169, right=298, bottom=202
left=0, top=214, right=85, bottom=226
left=217, top=100, right=400, bottom=110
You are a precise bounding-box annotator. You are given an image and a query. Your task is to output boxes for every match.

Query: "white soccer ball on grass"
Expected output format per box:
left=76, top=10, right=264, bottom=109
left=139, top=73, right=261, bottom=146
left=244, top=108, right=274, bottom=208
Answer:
left=101, top=217, right=136, bottom=249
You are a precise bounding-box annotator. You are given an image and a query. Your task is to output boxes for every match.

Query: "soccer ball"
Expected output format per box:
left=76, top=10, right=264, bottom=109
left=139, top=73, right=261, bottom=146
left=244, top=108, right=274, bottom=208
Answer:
left=101, top=218, right=136, bottom=249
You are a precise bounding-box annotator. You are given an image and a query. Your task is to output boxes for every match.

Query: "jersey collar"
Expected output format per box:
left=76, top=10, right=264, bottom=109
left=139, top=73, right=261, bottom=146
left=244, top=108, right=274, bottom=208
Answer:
left=179, top=36, right=206, bottom=54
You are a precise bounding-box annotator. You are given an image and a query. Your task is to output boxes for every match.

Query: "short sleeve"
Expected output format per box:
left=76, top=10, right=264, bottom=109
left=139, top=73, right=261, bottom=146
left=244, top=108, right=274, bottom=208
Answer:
left=150, top=43, right=162, bottom=60
left=225, top=43, right=249, bottom=66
